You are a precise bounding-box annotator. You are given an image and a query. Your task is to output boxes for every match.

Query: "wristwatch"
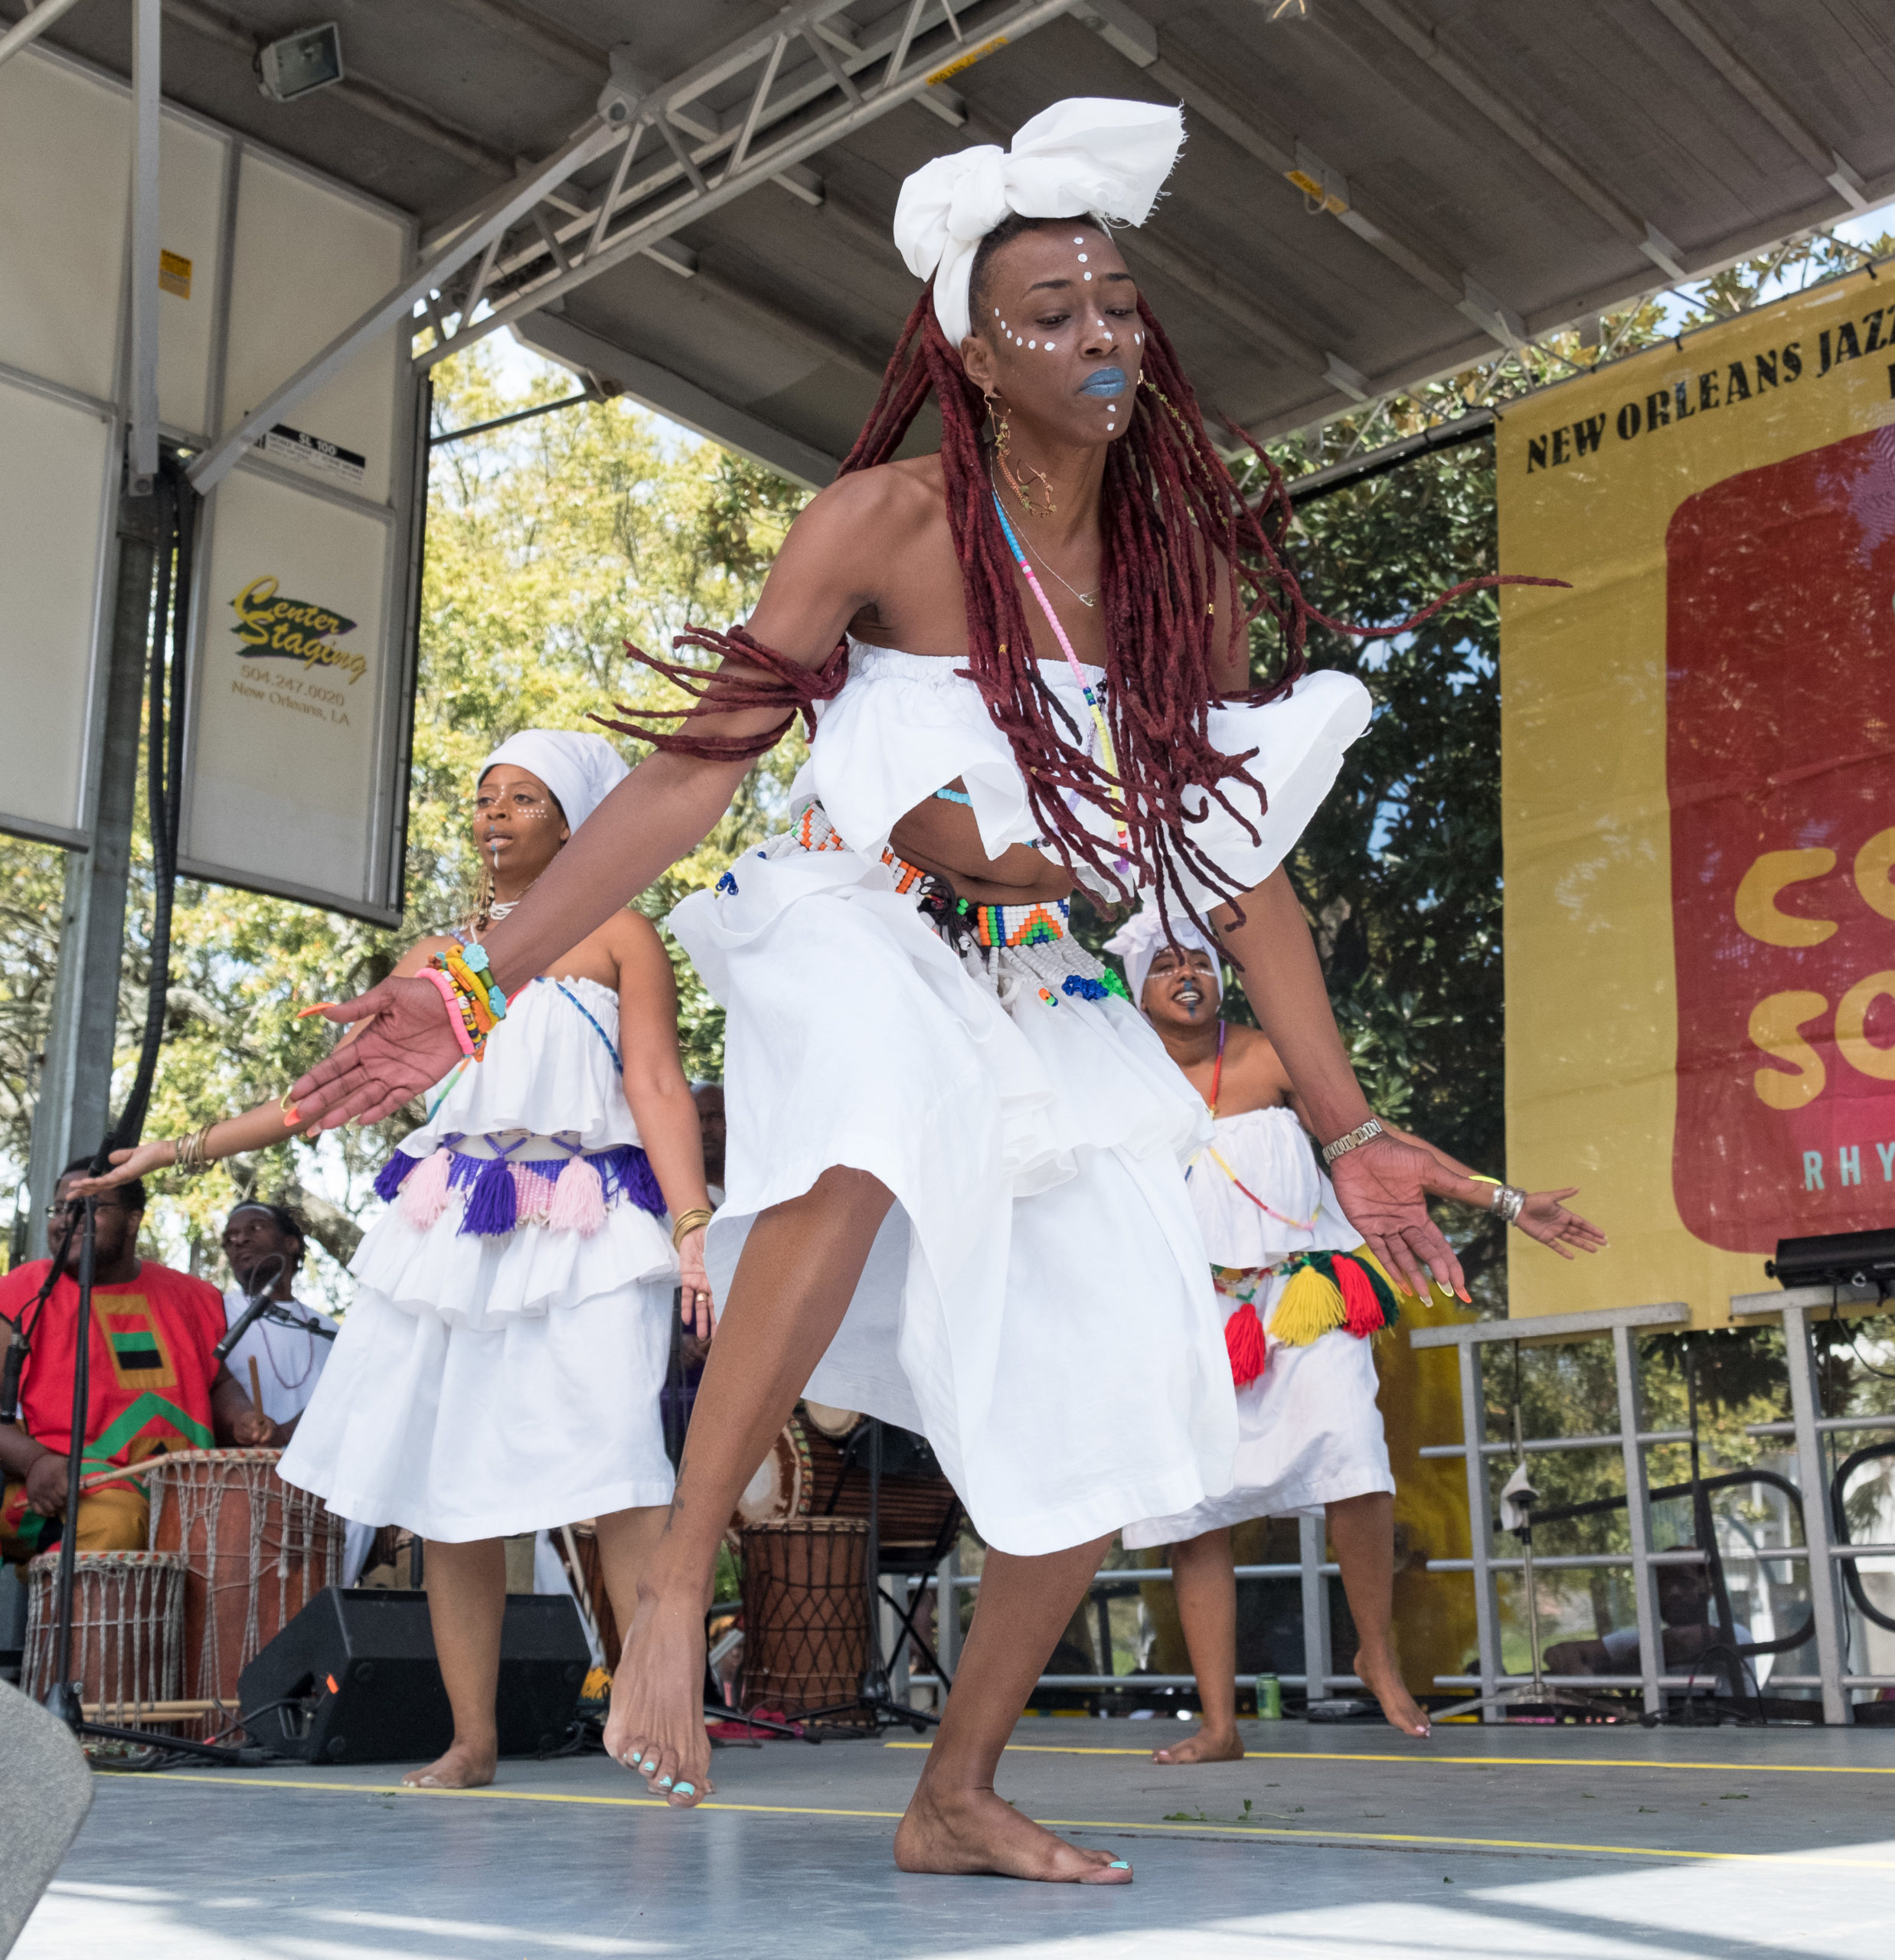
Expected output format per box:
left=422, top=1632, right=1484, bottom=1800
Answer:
left=1320, top=1117, right=1384, bottom=1165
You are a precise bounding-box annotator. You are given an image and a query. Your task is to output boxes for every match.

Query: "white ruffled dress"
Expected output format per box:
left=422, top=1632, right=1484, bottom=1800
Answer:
left=1122, top=1105, right=1395, bottom=1549
left=279, top=975, right=681, bottom=1541
left=671, top=639, right=1370, bottom=1557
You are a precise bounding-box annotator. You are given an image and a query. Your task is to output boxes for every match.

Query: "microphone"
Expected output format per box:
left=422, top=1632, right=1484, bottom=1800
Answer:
left=214, top=1254, right=287, bottom=1365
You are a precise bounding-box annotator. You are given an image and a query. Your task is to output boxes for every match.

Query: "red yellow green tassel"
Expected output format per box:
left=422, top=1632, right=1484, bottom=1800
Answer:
left=1266, top=1247, right=1404, bottom=1346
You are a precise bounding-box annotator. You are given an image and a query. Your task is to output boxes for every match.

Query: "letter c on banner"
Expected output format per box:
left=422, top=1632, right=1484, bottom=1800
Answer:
left=1749, top=991, right=1828, bottom=1109
left=1735, top=848, right=1838, bottom=946
left=1835, top=971, right=1895, bottom=1082
left=1855, top=828, right=1895, bottom=922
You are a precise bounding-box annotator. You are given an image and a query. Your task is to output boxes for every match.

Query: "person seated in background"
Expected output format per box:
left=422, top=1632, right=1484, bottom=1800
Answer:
left=0, top=1160, right=273, bottom=1561
left=692, top=1082, right=726, bottom=1210
left=218, top=1200, right=376, bottom=1585
left=1545, top=1563, right=1750, bottom=1680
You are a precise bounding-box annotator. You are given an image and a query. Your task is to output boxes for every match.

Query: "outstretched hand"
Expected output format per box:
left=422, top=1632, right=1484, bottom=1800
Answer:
left=1515, top=1187, right=1607, bottom=1260
left=289, top=977, right=462, bottom=1130
left=1328, top=1135, right=1469, bottom=1302
left=67, top=1142, right=172, bottom=1197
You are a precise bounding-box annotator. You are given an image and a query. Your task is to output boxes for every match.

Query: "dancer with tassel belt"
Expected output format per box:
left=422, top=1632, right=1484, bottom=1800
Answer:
left=1108, top=900, right=1603, bottom=1756
left=75, top=730, right=715, bottom=1789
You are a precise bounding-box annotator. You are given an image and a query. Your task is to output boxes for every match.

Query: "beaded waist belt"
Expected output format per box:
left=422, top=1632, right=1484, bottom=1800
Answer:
left=782, top=803, right=1127, bottom=1009
left=374, top=1135, right=663, bottom=1240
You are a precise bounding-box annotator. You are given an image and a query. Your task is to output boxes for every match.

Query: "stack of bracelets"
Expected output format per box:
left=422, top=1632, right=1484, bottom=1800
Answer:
left=422, top=942, right=509, bottom=1060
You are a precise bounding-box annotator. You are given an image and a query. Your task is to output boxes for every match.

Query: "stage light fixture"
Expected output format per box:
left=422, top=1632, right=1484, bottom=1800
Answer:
left=256, top=24, right=344, bottom=103
left=1766, top=1227, right=1895, bottom=1294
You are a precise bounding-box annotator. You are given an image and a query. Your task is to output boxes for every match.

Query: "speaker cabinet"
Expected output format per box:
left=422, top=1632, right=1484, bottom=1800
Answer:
left=238, top=1586, right=589, bottom=1764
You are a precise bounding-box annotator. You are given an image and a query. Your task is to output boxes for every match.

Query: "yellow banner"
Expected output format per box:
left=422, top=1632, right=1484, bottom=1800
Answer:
left=1499, top=270, right=1895, bottom=1327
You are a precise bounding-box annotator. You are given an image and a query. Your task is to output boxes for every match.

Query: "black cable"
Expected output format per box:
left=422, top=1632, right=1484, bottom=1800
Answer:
left=105, top=453, right=197, bottom=1160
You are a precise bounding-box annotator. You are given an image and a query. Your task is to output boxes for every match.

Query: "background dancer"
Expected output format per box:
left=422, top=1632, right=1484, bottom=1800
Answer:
left=281, top=100, right=1526, bottom=1882
left=1110, top=903, right=1603, bottom=1757
left=78, top=731, right=714, bottom=1789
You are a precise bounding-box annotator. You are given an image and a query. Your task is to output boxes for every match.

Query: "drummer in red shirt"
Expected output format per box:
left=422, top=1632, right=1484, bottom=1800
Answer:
left=0, top=1158, right=275, bottom=1562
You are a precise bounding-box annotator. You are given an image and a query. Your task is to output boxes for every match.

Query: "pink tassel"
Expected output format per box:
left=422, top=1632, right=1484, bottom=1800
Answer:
left=512, top=1162, right=557, bottom=1224
left=546, top=1155, right=608, bottom=1236
left=397, top=1148, right=453, bottom=1230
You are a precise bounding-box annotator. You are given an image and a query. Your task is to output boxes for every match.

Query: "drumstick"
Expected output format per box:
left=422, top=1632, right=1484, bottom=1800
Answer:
left=247, top=1357, right=264, bottom=1413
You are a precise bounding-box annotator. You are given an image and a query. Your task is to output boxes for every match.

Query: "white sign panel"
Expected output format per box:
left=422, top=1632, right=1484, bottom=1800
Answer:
left=0, top=376, right=115, bottom=843
left=181, top=466, right=399, bottom=914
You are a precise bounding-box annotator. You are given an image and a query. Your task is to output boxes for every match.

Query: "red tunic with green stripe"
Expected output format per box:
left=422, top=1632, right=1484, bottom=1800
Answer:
left=0, top=1259, right=224, bottom=1553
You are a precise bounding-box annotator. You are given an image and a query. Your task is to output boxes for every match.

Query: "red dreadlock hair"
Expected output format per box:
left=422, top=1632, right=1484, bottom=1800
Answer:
left=607, top=217, right=1551, bottom=926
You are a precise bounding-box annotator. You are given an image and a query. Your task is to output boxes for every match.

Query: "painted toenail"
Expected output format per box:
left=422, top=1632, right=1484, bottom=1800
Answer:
left=640, top=1757, right=658, bottom=1772
left=673, top=1782, right=695, bottom=1798
left=657, top=1775, right=673, bottom=1788
left=1109, top=1859, right=1130, bottom=1869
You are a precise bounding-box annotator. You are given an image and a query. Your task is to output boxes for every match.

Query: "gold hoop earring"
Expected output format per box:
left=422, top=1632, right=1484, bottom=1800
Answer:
left=468, top=856, right=495, bottom=933
left=986, top=393, right=1010, bottom=459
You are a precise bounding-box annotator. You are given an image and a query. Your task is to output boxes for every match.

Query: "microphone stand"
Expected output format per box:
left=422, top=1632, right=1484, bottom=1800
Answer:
left=41, top=1196, right=247, bottom=1763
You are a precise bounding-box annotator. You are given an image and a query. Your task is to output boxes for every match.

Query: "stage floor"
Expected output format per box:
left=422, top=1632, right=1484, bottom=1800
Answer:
left=20, top=1716, right=1895, bottom=1958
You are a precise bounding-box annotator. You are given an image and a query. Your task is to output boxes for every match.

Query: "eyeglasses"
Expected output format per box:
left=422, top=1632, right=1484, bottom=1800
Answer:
left=44, top=1199, right=131, bottom=1223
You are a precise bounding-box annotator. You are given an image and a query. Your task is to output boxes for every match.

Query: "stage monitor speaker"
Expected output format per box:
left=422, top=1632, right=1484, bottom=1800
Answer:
left=238, top=1586, right=589, bottom=1765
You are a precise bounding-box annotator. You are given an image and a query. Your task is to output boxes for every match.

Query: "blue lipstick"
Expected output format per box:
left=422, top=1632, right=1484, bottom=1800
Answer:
left=1078, top=366, right=1128, bottom=398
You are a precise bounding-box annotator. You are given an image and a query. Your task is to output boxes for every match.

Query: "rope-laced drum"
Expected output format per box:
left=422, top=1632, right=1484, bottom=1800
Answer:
left=737, top=1517, right=871, bottom=1726
left=21, top=1549, right=187, bottom=1724
left=144, top=1448, right=344, bottom=1716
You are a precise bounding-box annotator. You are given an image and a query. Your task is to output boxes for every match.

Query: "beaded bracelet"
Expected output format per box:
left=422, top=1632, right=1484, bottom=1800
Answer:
left=420, top=966, right=478, bottom=1057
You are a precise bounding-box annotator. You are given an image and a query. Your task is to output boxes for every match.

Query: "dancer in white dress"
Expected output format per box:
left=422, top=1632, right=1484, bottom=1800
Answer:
left=79, top=731, right=714, bottom=1789
left=1110, top=903, right=1604, bottom=1758
left=283, top=100, right=1537, bottom=1882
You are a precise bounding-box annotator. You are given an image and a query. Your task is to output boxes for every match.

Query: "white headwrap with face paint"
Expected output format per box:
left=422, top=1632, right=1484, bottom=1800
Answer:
left=892, top=96, right=1184, bottom=348
left=1103, top=896, right=1224, bottom=1012
left=479, top=730, right=629, bottom=835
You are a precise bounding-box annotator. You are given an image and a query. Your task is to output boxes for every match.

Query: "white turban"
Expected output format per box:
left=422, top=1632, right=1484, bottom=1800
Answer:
left=893, top=96, right=1184, bottom=348
left=479, top=730, right=629, bottom=835
left=1103, top=896, right=1224, bottom=1012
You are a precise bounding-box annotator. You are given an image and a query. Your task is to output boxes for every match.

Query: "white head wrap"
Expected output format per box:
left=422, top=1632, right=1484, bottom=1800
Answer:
left=1103, top=896, right=1224, bottom=1012
left=893, top=96, right=1184, bottom=348
left=479, top=730, right=629, bottom=835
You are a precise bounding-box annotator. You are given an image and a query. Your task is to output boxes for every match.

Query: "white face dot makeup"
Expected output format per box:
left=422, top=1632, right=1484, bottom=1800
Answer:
left=1028, top=339, right=1037, bottom=348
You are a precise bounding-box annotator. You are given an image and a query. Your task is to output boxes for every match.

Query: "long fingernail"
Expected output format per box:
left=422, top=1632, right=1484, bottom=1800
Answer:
left=282, top=1106, right=300, bottom=1126
left=295, top=1003, right=337, bottom=1019
left=672, top=1782, right=695, bottom=1798
left=1456, top=1288, right=1472, bottom=1304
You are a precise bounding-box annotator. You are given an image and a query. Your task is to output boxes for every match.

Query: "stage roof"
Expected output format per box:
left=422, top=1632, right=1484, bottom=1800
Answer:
left=18, top=0, right=1895, bottom=485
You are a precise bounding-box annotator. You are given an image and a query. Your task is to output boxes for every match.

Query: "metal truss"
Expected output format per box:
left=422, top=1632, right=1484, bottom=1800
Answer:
left=189, top=0, right=1077, bottom=492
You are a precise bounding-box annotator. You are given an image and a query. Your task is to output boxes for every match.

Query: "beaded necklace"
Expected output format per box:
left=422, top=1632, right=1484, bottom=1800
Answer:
left=988, top=490, right=1129, bottom=863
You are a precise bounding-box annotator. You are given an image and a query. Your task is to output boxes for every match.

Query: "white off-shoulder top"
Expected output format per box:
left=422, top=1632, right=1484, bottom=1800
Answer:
left=789, top=638, right=1371, bottom=910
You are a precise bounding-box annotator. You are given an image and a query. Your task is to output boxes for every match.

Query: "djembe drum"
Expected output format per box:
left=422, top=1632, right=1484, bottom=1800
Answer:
left=738, top=1517, right=870, bottom=1724
left=145, top=1448, right=344, bottom=1716
left=21, top=1549, right=187, bottom=1722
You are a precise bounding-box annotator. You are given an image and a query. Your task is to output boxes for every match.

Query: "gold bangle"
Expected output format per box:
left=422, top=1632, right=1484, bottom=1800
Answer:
left=671, top=1207, right=714, bottom=1249
left=172, top=1124, right=214, bottom=1177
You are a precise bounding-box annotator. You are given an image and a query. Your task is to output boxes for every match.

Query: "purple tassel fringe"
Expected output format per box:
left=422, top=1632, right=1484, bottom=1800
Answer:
left=373, top=1152, right=419, bottom=1203
left=461, top=1155, right=519, bottom=1236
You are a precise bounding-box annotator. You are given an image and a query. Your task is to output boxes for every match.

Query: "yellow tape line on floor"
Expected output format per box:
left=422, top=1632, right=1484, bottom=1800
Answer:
left=131, top=1773, right=1895, bottom=1869
left=884, top=1741, right=1895, bottom=1777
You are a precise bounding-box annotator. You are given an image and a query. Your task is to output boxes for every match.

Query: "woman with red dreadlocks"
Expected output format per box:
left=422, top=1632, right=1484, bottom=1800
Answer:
left=287, top=99, right=1527, bottom=1883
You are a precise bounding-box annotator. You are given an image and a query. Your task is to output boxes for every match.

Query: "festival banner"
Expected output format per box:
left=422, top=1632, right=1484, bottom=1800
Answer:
left=1498, top=268, right=1895, bottom=1327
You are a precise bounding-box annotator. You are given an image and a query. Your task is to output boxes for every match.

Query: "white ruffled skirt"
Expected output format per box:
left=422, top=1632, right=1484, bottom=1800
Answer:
left=1122, top=1266, right=1393, bottom=1549
left=671, top=838, right=1238, bottom=1557
left=279, top=1182, right=680, bottom=1542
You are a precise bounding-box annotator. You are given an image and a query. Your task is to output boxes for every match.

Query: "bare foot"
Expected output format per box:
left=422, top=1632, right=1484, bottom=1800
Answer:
left=1354, top=1646, right=1431, bottom=1738
left=400, top=1739, right=495, bottom=1788
left=894, top=1781, right=1131, bottom=1883
left=603, top=1586, right=715, bottom=1807
left=1152, top=1725, right=1244, bottom=1765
